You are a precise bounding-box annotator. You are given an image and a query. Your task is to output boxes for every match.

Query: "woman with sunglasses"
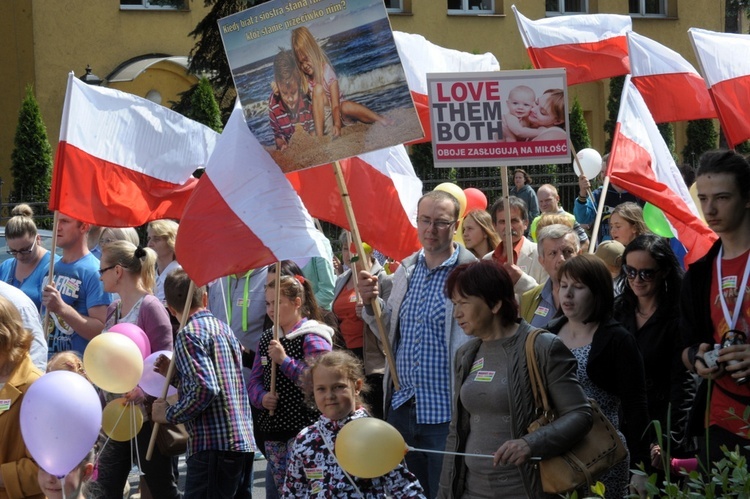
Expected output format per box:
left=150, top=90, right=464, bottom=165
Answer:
left=0, top=204, right=59, bottom=310
left=614, top=235, right=693, bottom=474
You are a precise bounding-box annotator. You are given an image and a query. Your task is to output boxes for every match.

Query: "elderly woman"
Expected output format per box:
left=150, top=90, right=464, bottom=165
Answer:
left=439, top=260, right=592, bottom=498
left=548, top=255, right=650, bottom=498
left=0, top=295, right=44, bottom=499
left=461, top=209, right=500, bottom=259
left=0, top=204, right=59, bottom=310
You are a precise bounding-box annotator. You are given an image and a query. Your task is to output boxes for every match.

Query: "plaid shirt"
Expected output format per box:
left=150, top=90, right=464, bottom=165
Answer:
left=166, top=310, right=255, bottom=457
left=393, top=249, right=460, bottom=424
left=268, top=91, right=314, bottom=143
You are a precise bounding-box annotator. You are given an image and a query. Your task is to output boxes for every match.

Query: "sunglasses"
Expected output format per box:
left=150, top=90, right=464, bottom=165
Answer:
left=622, top=265, right=658, bottom=282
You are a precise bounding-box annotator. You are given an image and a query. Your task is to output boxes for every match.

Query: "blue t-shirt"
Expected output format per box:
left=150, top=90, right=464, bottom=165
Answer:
left=0, top=251, right=60, bottom=311
left=44, top=252, right=112, bottom=356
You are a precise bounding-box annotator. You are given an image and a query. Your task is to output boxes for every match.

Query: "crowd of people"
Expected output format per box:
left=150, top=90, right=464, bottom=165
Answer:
left=0, top=148, right=749, bottom=498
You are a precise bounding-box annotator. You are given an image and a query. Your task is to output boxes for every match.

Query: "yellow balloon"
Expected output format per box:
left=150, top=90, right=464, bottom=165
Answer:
left=335, top=418, right=406, bottom=478
left=102, top=398, right=144, bottom=442
left=434, top=182, right=468, bottom=219
left=453, top=219, right=465, bottom=245
left=83, top=333, right=144, bottom=393
left=689, top=182, right=706, bottom=223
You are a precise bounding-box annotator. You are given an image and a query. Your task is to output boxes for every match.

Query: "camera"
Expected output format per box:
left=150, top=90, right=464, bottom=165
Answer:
left=702, top=344, right=721, bottom=369
left=722, top=330, right=748, bottom=385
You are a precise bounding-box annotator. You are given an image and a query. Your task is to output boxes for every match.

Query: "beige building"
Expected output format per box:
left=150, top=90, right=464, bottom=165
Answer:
left=0, top=0, right=726, bottom=195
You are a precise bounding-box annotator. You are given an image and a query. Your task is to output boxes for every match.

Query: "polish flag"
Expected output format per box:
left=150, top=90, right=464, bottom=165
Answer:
left=287, top=145, right=422, bottom=261
left=628, top=32, right=716, bottom=123
left=393, top=31, right=500, bottom=144
left=512, top=5, right=631, bottom=86
left=175, top=101, right=329, bottom=287
left=608, top=77, right=718, bottom=265
left=49, top=73, right=218, bottom=226
left=689, top=28, right=750, bottom=148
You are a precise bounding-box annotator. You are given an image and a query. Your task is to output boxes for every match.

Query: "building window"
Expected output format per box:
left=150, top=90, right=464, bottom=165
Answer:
left=385, top=0, right=403, bottom=13
left=546, top=0, right=588, bottom=15
left=447, top=0, right=495, bottom=14
left=629, top=0, right=667, bottom=16
left=120, top=0, right=187, bottom=10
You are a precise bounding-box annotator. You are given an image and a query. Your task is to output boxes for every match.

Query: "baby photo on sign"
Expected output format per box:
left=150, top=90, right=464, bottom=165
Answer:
left=219, top=0, right=423, bottom=172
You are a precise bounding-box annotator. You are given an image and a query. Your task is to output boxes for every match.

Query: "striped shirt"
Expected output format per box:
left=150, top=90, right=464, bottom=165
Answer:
left=166, top=310, right=255, bottom=457
left=393, top=249, right=460, bottom=424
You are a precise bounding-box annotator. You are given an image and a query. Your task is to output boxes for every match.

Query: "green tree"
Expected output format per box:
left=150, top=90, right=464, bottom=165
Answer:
left=569, top=97, right=591, bottom=153
left=603, top=76, right=625, bottom=154
left=682, top=119, right=718, bottom=167
left=10, top=86, right=53, bottom=204
left=657, top=122, right=678, bottom=161
left=173, top=0, right=272, bottom=122
left=188, top=77, right=223, bottom=133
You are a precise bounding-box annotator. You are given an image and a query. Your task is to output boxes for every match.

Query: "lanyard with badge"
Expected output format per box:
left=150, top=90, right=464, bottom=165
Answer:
left=227, top=270, right=253, bottom=332
left=716, top=247, right=750, bottom=332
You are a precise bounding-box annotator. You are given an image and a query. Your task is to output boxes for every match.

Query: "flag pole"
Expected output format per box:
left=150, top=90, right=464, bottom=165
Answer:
left=332, top=161, right=400, bottom=390
left=42, top=211, right=60, bottom=338
left=269, top=262, right=281, bottom=416
left=344, top=231, right=362, bottom=303
left=146, top=279, right=195, bottom=461
left=500, top=166, right=513, bottom=263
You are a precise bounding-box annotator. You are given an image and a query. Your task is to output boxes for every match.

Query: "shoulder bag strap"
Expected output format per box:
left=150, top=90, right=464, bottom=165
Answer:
left=524, top=329, right=552, bottom=413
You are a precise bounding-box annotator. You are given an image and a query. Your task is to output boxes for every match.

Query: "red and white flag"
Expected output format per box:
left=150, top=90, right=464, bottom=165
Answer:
left=175, top=101, right=329, bottom=287
left=608, top=77, right=718, bottom=265
left=689, top=27, right=750, bottom=148
left=628, top=32, right=716, bottom=123
left=512, top=5, right=630, bottom=86
left=393, top=31, right=500, bottom=144
left=49, top=73, right=218, bottom=226
left=287, top=145, right=422, bottom=261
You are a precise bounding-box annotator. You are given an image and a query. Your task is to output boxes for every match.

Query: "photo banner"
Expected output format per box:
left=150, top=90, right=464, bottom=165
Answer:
left=427, top=69, right=569, bottom=168
left=218, top=0, right=423, bottom=173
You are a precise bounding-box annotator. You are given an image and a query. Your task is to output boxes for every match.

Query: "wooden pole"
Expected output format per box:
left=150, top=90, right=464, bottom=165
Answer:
left=146, top=280, right=195, bottom=461
left=269, top=262, right=281, bottom=416
left=42, top=211, right=60, bottom=338
left=500, top=166, right=513, bottom=263
left=332, top=161, right=400, bottom=390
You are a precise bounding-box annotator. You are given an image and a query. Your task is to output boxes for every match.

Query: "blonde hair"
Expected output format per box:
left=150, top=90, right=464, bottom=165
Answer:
left=0, top=295, right=32, bottom=373
left=101, top=241, right=157, bottom=294
left=611, top=202, right=649, bottom=238
left=5, top=204, right=39, bottom=240
left=147, top=219, right=179, bottom=252
left=291, top=26, right=331, bottom=88
left=301, top=350, right=370, bottom=412
left=100, top=227, right=140, bottom=247
left=47, top=351, right=87, bottom=378
left=536, top=213, right=574, bottom=232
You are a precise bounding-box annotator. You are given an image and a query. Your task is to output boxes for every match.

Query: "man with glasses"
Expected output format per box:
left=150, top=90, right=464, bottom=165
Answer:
left=682, top=150, right=750, bottom=466
left=42, top=214, right=111, bottom=357
left=358, top=190, right=476, bottom=498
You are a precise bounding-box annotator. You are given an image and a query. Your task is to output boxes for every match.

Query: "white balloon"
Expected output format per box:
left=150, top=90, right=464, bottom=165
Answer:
left=575, top=148, right=603, bottom=178
left=139, top=350, right=177, bottom=397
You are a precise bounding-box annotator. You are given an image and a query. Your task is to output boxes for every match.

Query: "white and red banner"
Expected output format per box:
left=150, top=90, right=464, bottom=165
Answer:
left=628, top=32, right=716, bottom=123
left=689, top=27, right=750, bottom=148
left=608, top=77, right=718, bottom=265
left=393, top=31, right=500, bottom=145
left=286, top=145, right=422, bottom=262
left=49, top=73, right=218, bottom=226
left=176, top=101, right=329, bottom=287
left=512, top=5, right=631, bottom=86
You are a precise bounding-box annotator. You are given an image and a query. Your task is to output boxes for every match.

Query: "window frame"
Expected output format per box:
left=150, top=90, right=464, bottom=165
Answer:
left=447, top=0, right=496, bottom=15
left=628, top=0, right=668, bottom=17
left=119, top=0, right=187, bottom=11
left=545, top=0, right=589, bottom=16
left=385, top=0, right=404, bottom=13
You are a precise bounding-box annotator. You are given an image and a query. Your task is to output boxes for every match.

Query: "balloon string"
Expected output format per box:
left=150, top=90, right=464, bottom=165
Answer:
left=407, top=446, right=494, bottom=459
left=131, top=402, right=144, bottom=476
left=95, top=401, right=130, bottom=471
left=58, top=474, right=67, bottom=499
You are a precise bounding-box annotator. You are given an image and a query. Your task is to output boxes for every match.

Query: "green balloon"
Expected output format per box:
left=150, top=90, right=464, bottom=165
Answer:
left=643, top=203, right=674, bottom=238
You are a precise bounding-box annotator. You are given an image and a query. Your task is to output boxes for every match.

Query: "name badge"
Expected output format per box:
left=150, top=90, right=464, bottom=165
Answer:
left=305, top=467, right=324, bottom=480
left=261, top=356, right=269, bottom=366
left=474, top=371, right=496, bottom=382
left=722, top=276, right=738, bottom=290
left=470, top=358, right=484, bottom=373
left=534, top=306, right=550, bottom=317
left=0, top=399, right=11, bottom=412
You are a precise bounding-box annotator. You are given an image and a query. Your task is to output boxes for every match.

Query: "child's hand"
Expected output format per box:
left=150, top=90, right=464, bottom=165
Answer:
left=275, top=137, right=289, bottom=151
left=268, top=340, right=287, bottom=365
left=124, top=386, right=146, bottom=405
left=154, top=354, right=170, bottom=377
left=332, top=125, right=341, bottom=138
left=262, top=392, right=279, bottom=411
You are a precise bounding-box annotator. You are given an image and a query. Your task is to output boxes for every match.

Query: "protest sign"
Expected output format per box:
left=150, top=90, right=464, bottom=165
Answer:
left=427, top=69, right=569, bottom=168
left=218, top=0, right=423, bottom=172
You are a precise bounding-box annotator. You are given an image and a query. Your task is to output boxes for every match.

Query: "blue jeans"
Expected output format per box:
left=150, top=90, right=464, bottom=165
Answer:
left=184, top=450, right=253, bottom=499
left=387, top=399, right=450, bottom=499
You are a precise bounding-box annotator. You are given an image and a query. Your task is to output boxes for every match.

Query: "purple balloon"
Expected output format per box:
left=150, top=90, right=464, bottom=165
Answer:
left=20, top=371, right=102, bottom=477
left=140, top=350, right=177, bottom=398
left=108, top=323, right=151, bottom=359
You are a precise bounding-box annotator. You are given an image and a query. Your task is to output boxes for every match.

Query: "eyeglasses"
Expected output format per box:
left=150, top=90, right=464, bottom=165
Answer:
left=98, top=264, right=118, bottom=276
left=622, top=265, right=658, bottom=282
left=7, top=239, right=36, bottom=256
left=417, top=217, right=457, bottom=230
